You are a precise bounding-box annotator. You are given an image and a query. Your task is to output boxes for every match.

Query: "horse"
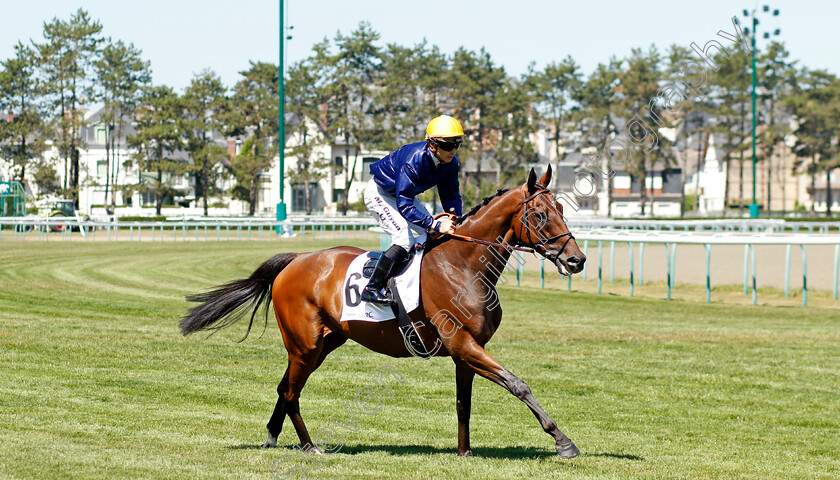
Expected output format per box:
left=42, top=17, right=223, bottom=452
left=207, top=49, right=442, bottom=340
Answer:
left=179, top=166, right=586, bottom=458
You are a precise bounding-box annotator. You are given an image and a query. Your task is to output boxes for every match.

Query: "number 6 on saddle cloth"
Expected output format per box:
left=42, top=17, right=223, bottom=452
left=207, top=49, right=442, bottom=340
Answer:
left=340, top=247, right=439, bottom=357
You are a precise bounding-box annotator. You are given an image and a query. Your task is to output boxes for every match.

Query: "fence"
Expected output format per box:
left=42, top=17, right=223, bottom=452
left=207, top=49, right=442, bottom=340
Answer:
left=567, top=218, right=840, bottom=234
left=0, top=217, right=378, bottom=243
left=518, top=230, right=840, bottom=308
left=2, top=216, right=839, bottom=308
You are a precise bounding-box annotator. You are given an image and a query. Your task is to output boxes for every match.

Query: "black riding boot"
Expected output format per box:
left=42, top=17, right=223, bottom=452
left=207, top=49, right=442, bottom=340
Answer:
left=361, top=244, right=408, bottom=305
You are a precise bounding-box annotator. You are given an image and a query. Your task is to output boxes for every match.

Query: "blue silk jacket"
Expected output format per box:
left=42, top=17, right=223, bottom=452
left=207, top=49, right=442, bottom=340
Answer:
left=369, top=141, right=463, bottom=230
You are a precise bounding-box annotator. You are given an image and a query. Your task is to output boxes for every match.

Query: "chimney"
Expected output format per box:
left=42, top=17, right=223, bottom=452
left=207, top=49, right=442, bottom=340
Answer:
left=227, top=140, right=236, bottom=157
left=7, top=110, right=13, bottom=122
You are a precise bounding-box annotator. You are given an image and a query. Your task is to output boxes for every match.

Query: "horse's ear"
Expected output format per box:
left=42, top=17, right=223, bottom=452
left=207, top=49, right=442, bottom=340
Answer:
left=526, top=168, right=538, bottom=191
left=539, top=164, right=553, bottom=188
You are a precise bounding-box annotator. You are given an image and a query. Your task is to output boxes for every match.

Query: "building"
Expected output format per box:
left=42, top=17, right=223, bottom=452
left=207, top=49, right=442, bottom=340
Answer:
left=3, top=107, right=838, bottom=219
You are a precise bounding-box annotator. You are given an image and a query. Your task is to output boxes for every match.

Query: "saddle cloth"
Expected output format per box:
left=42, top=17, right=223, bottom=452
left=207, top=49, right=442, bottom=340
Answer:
left=339, top=248, right=423, bottom=323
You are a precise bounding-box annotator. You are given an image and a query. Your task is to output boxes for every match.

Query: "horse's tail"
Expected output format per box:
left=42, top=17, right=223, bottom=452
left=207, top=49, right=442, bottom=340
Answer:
left=178, top=252, right=298, bottom=339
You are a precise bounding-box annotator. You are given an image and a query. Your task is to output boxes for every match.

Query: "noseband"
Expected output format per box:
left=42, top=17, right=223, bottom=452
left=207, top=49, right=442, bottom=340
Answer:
left=519, top=185, right=575, bottom=262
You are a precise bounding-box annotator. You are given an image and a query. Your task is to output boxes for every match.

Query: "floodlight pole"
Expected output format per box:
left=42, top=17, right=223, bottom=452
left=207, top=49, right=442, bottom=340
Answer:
left=750, top=14, right=759, bottom=218
left=276, top=0, right=287, bottom=225
left=744, top=5, right=781, bottom=218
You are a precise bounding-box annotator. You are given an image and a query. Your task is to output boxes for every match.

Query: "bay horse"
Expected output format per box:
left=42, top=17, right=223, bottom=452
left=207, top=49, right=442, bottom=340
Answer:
left=179, top=166, right=586, bottom=458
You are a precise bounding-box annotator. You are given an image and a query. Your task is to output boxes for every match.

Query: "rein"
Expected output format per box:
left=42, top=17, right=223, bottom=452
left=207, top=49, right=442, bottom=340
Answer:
left=434, top=184, right=574, bottom=256
left=445, top=232, right=535, bottom=253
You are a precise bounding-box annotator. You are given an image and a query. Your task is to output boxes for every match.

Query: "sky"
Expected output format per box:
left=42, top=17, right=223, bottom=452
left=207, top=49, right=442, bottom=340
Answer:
left=1, top=0, right=838, bottom=92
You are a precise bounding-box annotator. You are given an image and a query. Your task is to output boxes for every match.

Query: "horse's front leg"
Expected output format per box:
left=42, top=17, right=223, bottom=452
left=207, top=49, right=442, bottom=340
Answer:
left=454, top=360, right=475, bottom=456
left=455, top=338, right=579, bottom=458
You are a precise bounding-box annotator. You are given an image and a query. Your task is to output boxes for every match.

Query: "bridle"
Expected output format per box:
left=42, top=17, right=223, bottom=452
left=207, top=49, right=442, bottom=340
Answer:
left=518, top=184, right=575, bottom=263
left=436, top=184, right=575, bottom=261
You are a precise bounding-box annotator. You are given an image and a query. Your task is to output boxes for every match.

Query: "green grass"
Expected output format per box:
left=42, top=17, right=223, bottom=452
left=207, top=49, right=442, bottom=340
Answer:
left=0, top=240, right=838, bottom=479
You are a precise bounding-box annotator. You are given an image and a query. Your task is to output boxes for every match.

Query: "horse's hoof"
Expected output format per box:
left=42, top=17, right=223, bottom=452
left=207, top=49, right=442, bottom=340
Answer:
left=556, top=441, right=580, bottom=459
left=457, top=449, right=473, bottom=457
left=262, top=433, right=278, bottom=448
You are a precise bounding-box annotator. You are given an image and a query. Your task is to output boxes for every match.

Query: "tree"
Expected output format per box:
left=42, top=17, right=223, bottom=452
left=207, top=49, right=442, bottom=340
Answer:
left=94, top=38, right=151, bottom=213
left=227, top=62, right=279, bottom=215
left=709, top=44, right=751, bottom=216
left=0, top=42, right=46, bottom=190
left=577, top=58, right=620, bottom=215
left=372, top=42, right=432, bottom=151
left=492, top=77, right=538, bottom=187
left=758, top=41, right=796, bottom=214
left=665, top=45, right=699, bottom=216
left=34, top=8, right=103, bottom=207
left=285, top=59, right=330, bottom=214
left=526, top=56, right=583, bottom=167
left=183, top=69, right=228, bottom=215
left=416, top=45, right=450, bottom=124
left=616, top=46, right=666, bottom=216
left=326, top=22, right=382, bottom=214
left=787, top=69, right=840, bottom=216
left=128, top=86, right=187, bottom=215
left=449, top=47, right=507, bottom=204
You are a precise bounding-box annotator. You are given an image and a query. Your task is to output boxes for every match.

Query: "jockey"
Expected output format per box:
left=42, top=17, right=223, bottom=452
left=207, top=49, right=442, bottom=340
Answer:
left=360, top=114, right=466, bottom=305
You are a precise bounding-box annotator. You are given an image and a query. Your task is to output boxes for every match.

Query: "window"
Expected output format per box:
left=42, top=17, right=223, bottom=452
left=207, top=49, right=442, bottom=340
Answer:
left=362, top=157, right=377, bottom=182
left=292, top=183, right=319, bottom=212
left=141, top=191, right=157, bottom=206
left=334, top=156, right=343, bottom=168
left=258, top=174, right=272, bottom=209
left=332, top=188, right=345, bottom=204
left=97, top=160, right=108, bottom=178
left=95, top=127, right=106, bottom=145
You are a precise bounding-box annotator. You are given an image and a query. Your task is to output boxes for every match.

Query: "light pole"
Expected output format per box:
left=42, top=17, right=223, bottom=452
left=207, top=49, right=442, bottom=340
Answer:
left=742, top=5, right=780, bottom=218
left=276, top=0, right=291, bottom=225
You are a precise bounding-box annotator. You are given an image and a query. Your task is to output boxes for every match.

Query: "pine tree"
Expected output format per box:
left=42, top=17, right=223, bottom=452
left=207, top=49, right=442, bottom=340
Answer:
left=34, top=8, right=103, bottom=207
left=128, top=86, right=187, bottom=215
left=226, top=62, right=280, bottom=215
left=0, top=42, right=46, bottom=190
left=183, top=69, right=228, bottom=215
left=94, top=38, right=151, bottom=213
left=285, top=60, right=330, bottom=214
left=316, top=22, right=382, bottom=215
left=758, top=41, right=797, bottom=214
left=786, top=69, right=840, bottom=216
left=449, top=47, right=507, bottom=204
left=616, top=46, right=665, bottom=216
left=526, top=56, right=583, bottom=167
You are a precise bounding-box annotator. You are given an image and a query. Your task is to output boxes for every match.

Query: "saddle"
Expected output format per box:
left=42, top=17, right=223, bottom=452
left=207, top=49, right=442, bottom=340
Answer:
left=360, top=248, right=438, bottom=358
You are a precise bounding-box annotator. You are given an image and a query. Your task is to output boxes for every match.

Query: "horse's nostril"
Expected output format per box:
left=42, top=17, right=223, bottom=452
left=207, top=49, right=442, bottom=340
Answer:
left=567, top=255, right=581, bottom=266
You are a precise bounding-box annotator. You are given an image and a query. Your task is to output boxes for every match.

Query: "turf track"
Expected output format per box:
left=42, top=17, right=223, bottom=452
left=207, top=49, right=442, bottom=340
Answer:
left=0, top=240, right=838, bottom=479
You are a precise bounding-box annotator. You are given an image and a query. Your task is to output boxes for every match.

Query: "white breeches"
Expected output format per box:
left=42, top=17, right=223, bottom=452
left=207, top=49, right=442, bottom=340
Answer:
left=364, top=179, right=430, bottom=250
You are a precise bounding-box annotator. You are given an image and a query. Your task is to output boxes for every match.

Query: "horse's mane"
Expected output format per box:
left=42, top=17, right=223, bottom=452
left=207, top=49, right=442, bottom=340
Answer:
left=425, top=188, right=511, bottom=251
left=454, top=188, right=511, bottom=226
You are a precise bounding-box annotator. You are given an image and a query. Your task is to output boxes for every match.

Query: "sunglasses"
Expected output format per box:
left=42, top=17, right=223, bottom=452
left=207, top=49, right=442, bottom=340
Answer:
left=433, top=139, right=462, bottom=152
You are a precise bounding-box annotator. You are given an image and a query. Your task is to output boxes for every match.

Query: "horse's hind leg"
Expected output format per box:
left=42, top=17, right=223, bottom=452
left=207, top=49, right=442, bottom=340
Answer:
left=262, top=332, right=346, bottom=449
left=262, top=367, right=291, bottom=448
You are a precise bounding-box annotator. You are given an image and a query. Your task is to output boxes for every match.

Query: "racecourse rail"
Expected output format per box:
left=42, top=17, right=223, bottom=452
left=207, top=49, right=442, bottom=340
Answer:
left=2, top=216, right=840, bottom=307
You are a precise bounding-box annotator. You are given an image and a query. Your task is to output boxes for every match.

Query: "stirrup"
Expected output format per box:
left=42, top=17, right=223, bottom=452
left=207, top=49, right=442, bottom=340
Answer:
left=361, top=285, right=395, bottom=305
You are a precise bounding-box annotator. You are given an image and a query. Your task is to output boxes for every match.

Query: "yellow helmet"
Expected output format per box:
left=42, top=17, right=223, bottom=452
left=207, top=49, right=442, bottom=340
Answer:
left=425, top=115, right=466, bottom=140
